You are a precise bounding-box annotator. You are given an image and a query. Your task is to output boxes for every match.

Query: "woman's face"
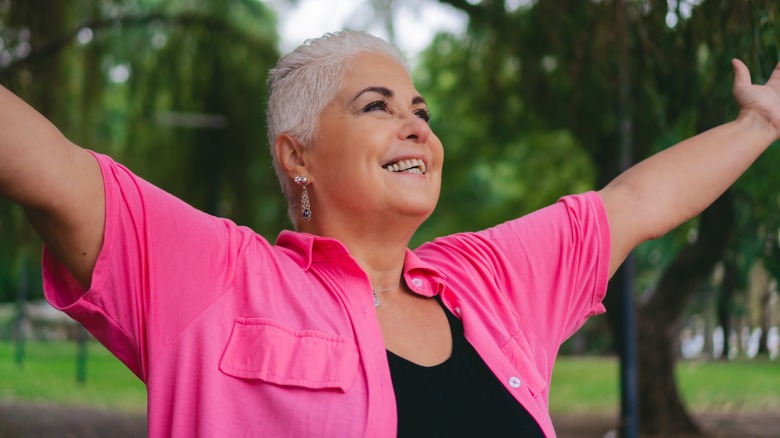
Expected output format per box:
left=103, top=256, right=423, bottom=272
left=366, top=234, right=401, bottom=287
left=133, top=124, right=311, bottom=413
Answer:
left=303, top=52, right=444, bottom=230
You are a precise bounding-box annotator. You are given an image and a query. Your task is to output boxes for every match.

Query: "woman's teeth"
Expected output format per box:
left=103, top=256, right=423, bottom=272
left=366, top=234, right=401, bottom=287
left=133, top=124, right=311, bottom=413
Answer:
left=383, top=158, right=426, bottom=174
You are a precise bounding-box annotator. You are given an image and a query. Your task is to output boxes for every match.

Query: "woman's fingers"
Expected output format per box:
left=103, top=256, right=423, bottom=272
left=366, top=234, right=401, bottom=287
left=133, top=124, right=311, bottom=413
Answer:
left=731, top=58, right=751, bottom=89
left=766, top=60, right=780, bottom=90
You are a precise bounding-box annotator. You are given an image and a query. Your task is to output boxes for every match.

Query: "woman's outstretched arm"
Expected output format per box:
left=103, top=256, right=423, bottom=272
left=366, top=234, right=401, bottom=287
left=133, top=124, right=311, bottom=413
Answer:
left=0, top=84, right=104, bottom=288
left=600, top=59, right=780, bottom=278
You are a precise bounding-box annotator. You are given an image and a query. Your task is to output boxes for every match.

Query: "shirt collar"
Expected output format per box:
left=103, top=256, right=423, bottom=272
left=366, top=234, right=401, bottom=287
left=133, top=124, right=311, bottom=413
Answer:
left=276, top=230, right=446, bottom=297
left=402, top=248, right=446, bottom=297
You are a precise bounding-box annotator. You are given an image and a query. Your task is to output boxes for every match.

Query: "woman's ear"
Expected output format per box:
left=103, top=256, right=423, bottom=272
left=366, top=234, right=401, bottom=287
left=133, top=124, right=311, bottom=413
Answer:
left=274, top=133, right=309, bottom=179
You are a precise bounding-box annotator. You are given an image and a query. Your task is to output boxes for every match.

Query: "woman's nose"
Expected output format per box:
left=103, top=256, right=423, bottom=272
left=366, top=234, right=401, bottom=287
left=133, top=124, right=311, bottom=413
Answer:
left=398, top=111, right=431, bottom=144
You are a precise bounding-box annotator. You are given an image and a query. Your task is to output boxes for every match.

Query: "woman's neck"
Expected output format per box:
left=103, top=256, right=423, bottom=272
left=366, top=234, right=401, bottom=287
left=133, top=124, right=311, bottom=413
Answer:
left=298, top=210, right=421, bottom=289
left=349, top=239, right=408, bottom=290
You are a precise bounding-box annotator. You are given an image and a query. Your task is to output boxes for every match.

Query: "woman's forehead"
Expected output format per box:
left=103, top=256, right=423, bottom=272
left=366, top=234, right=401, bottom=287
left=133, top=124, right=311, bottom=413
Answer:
left=340, top=53, right=418, bottom=98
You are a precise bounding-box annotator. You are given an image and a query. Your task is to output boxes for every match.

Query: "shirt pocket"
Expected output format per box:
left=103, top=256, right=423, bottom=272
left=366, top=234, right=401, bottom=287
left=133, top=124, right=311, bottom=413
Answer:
left=219, top=317, right=358, bottom=392
left=500, top=327, right=549, bottom=397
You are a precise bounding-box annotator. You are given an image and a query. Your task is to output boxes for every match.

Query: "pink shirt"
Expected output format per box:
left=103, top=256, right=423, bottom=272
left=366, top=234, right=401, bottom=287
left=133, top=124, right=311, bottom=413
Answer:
left=43, top=153, right=610, bottom=437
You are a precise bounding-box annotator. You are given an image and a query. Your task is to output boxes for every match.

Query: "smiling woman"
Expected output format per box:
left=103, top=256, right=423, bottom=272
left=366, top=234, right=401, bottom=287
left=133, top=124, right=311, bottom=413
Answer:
left=1, top=30, right=779, bottom=438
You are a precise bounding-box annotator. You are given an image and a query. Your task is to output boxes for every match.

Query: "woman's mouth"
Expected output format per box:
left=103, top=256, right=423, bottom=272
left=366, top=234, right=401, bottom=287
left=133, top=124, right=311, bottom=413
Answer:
left=382, top=158, right=426, bottom=174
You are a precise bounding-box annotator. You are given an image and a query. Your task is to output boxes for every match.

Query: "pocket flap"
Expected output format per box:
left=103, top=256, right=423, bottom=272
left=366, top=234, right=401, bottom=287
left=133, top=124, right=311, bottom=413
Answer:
left=220, top=318, right=358, bottom=391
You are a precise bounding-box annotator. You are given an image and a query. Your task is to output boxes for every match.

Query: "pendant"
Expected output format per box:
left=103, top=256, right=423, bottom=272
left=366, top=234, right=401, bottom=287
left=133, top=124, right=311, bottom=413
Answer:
left=373, top=290, right=380, bottom=307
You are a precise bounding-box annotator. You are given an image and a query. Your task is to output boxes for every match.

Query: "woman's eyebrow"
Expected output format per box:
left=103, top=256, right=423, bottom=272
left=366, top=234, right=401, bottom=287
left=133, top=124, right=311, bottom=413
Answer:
left=351, top=86, right=393, bottom=102
left=412, top=96, right=427, bottom=106
left=351, top=86, right=427, bottom=106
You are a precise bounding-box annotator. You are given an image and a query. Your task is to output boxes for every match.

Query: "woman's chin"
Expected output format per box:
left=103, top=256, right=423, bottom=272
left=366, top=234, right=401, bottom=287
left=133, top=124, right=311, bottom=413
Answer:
left=390, top=200, right=438, bottom=224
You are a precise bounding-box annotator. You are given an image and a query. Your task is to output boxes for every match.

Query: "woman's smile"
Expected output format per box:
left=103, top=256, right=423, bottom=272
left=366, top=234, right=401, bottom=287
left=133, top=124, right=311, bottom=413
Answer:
left=382, top=157, right=427, bottom=174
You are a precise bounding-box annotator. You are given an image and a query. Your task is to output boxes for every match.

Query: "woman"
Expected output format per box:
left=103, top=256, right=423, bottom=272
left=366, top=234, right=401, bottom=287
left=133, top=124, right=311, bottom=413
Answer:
left=0, top=31, right=778, bottom=437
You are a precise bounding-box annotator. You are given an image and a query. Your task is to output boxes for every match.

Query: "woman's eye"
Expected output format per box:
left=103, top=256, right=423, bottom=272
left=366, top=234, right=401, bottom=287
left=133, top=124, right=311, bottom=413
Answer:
left=415, top=108, right=431, bottom=123
left=363, top=101, right=388, bottom=112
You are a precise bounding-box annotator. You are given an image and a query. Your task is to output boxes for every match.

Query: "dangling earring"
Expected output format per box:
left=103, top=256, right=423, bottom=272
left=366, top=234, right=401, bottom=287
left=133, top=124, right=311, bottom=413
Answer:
left=294, top=176, right=312, bottom=221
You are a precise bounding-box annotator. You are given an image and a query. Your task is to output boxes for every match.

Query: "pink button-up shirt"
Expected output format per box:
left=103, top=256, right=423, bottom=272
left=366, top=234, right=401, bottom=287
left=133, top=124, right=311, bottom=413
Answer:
left=43, top=153, right=609, bottom=437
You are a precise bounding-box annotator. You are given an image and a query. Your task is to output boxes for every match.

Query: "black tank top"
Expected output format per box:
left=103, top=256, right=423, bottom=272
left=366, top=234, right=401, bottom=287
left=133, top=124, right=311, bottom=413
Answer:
left=387, top=298, right=545, bottom=437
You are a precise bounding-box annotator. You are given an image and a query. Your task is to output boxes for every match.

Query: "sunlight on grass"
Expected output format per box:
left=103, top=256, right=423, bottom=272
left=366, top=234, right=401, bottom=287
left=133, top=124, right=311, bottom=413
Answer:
left=677, top=358, right=780, bottom=413
left=0, top=341, right=146, bottom=413
left=550, top=356, right=780, bottom=414
left=549, top=356, right=619, bottom=413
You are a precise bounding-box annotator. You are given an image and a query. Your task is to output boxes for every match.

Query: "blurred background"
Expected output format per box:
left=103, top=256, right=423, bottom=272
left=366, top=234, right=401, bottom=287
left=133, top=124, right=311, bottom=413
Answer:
left=0, top=0, right=778, bottom=437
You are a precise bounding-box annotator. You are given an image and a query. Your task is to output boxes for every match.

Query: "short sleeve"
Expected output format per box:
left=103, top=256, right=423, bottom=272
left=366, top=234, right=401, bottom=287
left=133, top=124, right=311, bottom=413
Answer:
left=42, top=152, right=251, bottom=380
left=417, top=192, right=610, bottom=347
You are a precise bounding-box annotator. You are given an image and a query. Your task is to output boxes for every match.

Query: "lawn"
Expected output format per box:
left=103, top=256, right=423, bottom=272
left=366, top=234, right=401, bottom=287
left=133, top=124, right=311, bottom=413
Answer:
left=1, top=341, right=778, bottom=415
left=0, top=340, right=146, bottom=413
left=549, top=356, right=780, bottom=414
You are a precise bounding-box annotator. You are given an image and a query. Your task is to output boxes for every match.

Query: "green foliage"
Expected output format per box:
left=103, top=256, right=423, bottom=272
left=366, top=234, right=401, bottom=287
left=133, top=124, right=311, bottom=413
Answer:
left=0, top=0, right=283, bottom=302
left=686, top=1, right=780, bottom=317
left=412, top=32, right=596, bottom=246
left=434, top=0, right=780, bottom=335
left=429, top=1, right=780, bottom=430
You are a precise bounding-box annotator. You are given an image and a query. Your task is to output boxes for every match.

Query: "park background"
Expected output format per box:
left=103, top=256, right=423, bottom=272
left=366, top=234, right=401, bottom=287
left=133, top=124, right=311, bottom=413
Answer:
left=0, top=0, right=778, bottom=436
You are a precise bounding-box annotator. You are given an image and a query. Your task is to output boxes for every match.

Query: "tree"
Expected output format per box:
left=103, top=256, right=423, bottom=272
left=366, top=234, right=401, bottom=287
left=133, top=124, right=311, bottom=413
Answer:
left=0, top=0, right=282, bottom=302
left=427, top=0, right=780, bottom=434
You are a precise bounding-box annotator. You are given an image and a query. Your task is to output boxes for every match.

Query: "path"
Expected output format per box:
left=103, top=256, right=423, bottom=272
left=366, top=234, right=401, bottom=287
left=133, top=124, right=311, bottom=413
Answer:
left=1, top=401, right=778, bottom=437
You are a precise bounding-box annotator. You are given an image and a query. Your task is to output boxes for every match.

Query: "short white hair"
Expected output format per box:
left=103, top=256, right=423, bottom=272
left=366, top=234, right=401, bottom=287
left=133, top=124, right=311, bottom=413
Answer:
left=266, top=30, right=409, bottom=215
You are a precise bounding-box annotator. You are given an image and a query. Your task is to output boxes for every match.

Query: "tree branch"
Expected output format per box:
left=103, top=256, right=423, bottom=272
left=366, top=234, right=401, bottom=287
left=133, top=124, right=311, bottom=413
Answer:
left=435, top=0, right=483, bottom=20
left=0, top=11, right=272, bottom=79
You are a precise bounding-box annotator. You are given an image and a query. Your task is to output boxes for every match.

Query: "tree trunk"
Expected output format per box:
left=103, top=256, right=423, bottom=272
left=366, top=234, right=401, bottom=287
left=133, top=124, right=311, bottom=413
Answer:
left=702, top=285, right=714, bottom=358
left=757, top=284, right=772, bottom=356
left=635, top=192, right=734, bottom=436
left=716, top=256, right=738, bottom=360
left=636, top=313, right=699, bottom=435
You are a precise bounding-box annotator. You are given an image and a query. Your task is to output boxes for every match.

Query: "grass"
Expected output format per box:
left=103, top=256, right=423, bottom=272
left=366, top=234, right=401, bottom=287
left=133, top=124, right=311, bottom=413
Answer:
left=676, top=358, right=780, bottom=413
left=1, top=342, right=778, bottom=416
left=549, top=356, right=620, bottom=413
left=0, top=340, right=146, bottom=413
left=549, top=356, right=780, bottom=414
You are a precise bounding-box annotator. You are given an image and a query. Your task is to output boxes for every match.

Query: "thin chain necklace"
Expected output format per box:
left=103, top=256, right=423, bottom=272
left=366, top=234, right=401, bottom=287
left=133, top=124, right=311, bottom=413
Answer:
left=372, top=281, right=400, bottom=307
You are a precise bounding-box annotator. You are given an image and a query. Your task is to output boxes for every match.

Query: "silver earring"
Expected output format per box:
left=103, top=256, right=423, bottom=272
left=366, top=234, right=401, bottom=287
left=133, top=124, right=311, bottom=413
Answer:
left=294, top=176, right=311, bottom=221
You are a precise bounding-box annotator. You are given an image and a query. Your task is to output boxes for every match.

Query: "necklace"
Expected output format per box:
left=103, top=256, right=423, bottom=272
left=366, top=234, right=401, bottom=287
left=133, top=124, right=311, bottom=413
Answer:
left=372, top=281, right=400, bottom=307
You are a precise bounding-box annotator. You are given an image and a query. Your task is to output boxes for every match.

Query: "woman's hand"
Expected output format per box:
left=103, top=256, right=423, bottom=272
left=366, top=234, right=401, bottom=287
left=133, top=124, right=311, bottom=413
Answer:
left=732, top=59, right=780, bottom=140
left=600, top=59, right=780, bottom=278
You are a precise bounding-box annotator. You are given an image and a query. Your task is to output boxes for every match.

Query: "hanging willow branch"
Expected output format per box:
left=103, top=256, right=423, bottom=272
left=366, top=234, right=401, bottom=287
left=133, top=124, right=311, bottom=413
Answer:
left=0, top=11, right=275, bottom=80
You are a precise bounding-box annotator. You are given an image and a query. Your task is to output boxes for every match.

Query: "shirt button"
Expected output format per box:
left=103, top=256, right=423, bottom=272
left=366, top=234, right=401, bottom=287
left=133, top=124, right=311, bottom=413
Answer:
left=411, top=278, right=423, bottom=287
left=508, top=376, right=522, bottom=388
left=454, top=307, right=462, bottom=316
